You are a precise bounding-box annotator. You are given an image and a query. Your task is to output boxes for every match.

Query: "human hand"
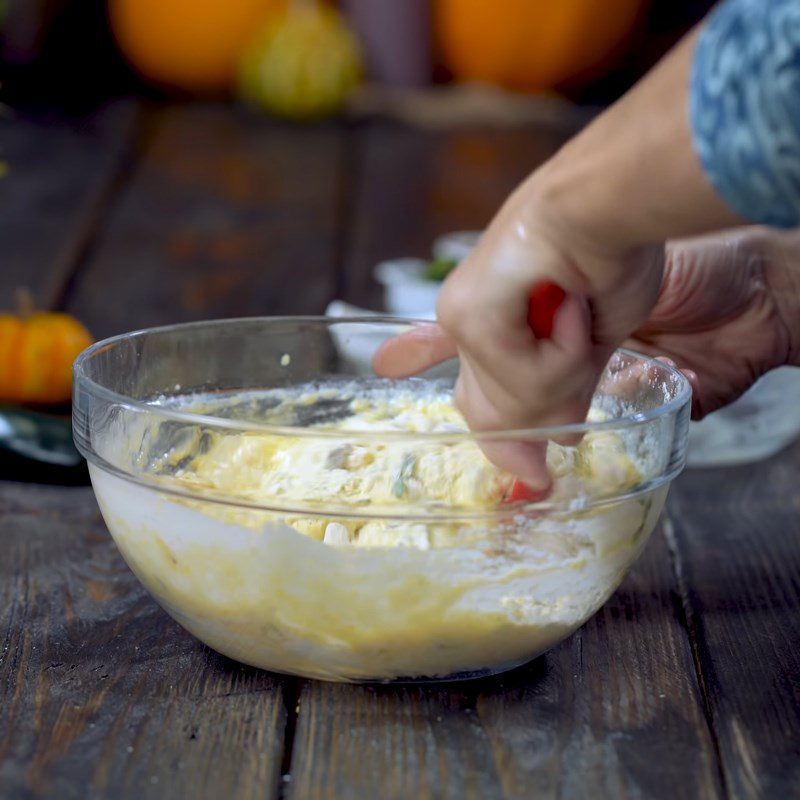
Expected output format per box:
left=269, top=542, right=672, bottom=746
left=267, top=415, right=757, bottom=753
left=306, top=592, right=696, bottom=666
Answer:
left=628, top=228, right=800, bottom=419
left=374, top=26, right=751, bottom=490
left=373, top=178, right=664, bottom=490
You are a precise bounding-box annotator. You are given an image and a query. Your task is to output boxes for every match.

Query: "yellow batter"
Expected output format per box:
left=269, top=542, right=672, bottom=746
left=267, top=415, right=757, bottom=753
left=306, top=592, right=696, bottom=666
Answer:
left=91, top=382, right=664, bottom=681
left=169, top=385, right=640, bottom=545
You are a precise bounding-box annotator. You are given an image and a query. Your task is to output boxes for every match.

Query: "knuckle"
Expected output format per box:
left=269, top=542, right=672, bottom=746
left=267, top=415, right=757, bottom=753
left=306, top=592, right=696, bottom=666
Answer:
left=436, top=277, right=472, bottom=335
left=453, top=379, right=470, bottom=417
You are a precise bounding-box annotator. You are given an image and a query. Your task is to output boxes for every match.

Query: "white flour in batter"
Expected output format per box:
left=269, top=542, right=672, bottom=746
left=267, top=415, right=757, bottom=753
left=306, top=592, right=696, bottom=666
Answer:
left=90, top=382, right=666, bottom=681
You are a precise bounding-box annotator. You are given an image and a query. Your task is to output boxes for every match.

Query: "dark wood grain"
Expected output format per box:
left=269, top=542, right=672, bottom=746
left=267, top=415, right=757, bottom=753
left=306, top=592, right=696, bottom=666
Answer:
left=66, top=104, right=346, bottom=339
left=476, top=522, right=723, bottom=800
left=0, top=101, right=138, bottom=311
left=286, top=523, right=722, bottom=800
left=667, top=441, right=800, bottom=798
left=339, top=121, right=578, bottom=310
left=0, top=482, right=287, bottom=799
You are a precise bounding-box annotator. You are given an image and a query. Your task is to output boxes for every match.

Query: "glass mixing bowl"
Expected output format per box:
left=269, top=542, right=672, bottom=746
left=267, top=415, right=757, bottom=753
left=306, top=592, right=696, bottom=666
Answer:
left=73, top=317, right=690, bottom=683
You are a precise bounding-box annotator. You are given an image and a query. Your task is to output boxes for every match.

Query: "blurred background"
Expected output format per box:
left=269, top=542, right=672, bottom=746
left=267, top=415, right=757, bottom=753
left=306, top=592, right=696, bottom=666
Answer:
left=7, top=0, right=758, bottom=486
left=4, top=0, right=799, bottom=482
left=0, top=0, right=715, bottom=114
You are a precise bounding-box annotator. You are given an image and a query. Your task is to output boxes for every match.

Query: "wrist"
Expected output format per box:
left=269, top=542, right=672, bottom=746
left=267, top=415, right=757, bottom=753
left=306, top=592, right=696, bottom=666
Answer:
left=517, top=155, right=663, bottom=300
left=526, top=149, right=641, bottom=258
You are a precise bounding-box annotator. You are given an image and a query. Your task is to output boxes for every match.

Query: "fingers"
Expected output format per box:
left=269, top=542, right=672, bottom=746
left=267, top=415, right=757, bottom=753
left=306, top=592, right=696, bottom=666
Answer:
left=374, top=330, right=555, bottom=492
left=375, top=290, right=597, bottom=428
left=683, top=369, right=700, bottom=409
left=623, top=341, right=700, bottom=398
left=453, top=361, right=554, bottom=492
left=443, top=292, right=596, bottom=428
left=655, top=357, right=699, bottom=399
left=372, top=202, right=665, bottom=494
left=656, top=358, right=701, bottom=417
left=373, top=284, right=598, bottom=492
left=480, top=439, right=552, bottom=494
left=372, top=324, right=457, bottom=378
left=372, top=320, right=554, bottom=491
left=550, top=291, right=591, bottom=355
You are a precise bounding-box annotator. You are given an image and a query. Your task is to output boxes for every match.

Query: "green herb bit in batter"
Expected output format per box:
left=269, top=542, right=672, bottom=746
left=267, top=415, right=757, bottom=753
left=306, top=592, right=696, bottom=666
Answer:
left=392, top=453, right=416, bottom=498
left=424, top=256, right=458, bottom=282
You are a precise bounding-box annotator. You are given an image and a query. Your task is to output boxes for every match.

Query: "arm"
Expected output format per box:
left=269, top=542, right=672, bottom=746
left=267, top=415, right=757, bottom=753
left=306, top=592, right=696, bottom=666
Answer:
left=532, top=29, right=740, bottom=255
left=375, top=0, right=800, bottom=486
left=539, top=0, right=800, bottom=248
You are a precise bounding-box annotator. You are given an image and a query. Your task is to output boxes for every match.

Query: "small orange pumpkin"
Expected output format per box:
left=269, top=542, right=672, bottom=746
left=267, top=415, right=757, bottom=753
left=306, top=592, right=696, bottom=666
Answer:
left=434, top=0, right=646, bottom=92
left=0, top=292, right=93, bottom=405
left=108, top=0, right=286, bottom=92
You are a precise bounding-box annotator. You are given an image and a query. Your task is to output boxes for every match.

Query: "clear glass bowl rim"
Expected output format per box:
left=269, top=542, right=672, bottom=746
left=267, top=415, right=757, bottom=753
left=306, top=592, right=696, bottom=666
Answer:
left=73, top=315, right=692, bottom=444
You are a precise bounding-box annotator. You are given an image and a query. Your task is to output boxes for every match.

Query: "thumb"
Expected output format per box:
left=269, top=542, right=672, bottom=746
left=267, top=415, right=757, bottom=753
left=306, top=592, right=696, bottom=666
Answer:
left=373, top=324, right=457, bottom=377
left=643, top=235, right=752, bottom=332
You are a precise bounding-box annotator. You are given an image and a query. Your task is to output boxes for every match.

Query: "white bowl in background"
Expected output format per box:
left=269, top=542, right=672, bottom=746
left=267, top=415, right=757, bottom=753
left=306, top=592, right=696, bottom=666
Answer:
left=433, top=230, right=481, bottom=262
left=373, top=258, right=440, bottom=318
left=373, top=231, right=481, bottom=318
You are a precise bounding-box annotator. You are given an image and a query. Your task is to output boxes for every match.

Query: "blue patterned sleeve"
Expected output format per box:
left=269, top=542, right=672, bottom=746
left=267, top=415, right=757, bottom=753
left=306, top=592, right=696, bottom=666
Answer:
left=690, top=0, right=800, bottom=227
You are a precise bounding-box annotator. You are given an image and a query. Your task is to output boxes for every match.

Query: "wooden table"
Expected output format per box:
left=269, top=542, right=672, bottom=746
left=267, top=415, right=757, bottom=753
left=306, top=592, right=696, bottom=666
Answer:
left=1, top=100, right=799, bottom=800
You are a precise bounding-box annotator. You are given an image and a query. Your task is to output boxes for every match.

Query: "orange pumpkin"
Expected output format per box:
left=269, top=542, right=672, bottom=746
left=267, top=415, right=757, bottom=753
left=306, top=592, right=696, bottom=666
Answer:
left=434, top=0, right=646, bottom=91
left=0, top=295, right=93, bottom=405
left=108, top=0, right=286, bottom=92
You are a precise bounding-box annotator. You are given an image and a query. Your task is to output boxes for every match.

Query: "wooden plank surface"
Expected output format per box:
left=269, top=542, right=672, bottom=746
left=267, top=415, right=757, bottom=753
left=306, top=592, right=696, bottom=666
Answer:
left=0, top=101, right=138, bottom=311
left=0, top=482, right=287, bottom=799
left=4, top=101, right=800, bottom=799
left=476, top=523, right=723, bottom=800
left=66, top=104, right=346, bottom=339
left=667, top=441, right=800, bottom=798
left=286, top=523, right=722, bottom=800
